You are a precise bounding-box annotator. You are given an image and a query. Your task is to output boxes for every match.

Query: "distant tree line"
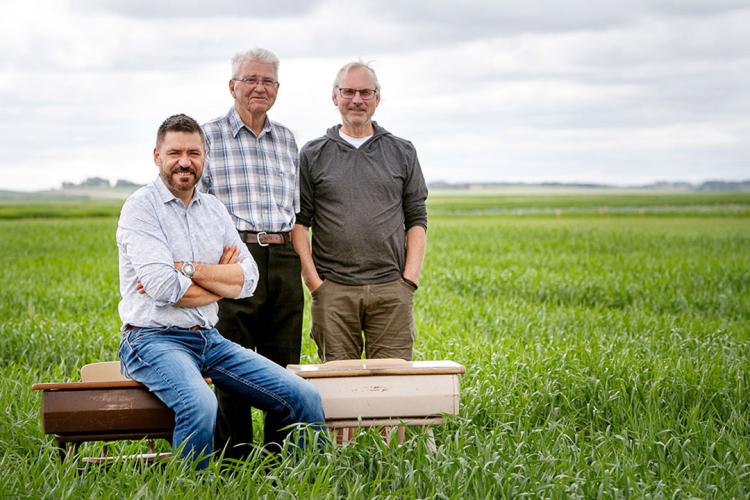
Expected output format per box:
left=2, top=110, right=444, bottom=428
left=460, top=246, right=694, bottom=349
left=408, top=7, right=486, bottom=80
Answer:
left=696, top=180, right=750, bottom=192
left=62, top=177, right=142, bottom=190
left=429, top=180, right=750, bottom=192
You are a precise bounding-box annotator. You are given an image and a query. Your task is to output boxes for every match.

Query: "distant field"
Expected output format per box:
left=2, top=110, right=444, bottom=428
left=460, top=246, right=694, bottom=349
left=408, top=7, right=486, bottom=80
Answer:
left=1, top=194, right=748, bottom=497
left=0, top=199, right=124, bottom=219
left=429, top=192, right=750, bottom=216
left=1, top=192, right=749, bottom=219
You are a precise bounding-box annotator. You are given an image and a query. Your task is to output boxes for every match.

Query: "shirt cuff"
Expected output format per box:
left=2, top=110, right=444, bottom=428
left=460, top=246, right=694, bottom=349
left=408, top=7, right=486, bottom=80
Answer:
left=172, top=272, right=193, bottom=304
left=237, top=258, right=259, bottom=299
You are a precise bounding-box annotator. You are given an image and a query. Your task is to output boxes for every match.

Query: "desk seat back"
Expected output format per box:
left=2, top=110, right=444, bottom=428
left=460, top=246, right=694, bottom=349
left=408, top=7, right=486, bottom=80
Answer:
left=80, top=361, right=129, bottom=383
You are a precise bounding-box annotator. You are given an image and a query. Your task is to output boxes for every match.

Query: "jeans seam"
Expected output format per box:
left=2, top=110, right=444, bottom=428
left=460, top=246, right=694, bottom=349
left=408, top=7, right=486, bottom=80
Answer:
left=212, top=364, right=297, bottom=420
left=199, top=329, right=210, bottom=364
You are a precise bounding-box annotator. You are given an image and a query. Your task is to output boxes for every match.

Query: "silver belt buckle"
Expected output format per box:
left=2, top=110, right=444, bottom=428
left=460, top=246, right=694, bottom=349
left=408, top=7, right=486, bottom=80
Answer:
left=256, top=231, right=269, bottom=247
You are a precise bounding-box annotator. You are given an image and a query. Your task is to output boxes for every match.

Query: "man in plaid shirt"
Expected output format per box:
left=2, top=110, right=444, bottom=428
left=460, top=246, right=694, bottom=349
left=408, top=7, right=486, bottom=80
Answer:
left=200, top=48, right=302, bottom=458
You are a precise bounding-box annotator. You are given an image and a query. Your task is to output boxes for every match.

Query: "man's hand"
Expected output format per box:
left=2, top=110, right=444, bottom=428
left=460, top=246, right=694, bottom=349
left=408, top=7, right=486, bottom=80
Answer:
left=136, top=280, right=146, bottom=294
left=292, top=224, right=326, bottom=293
left=402, top=273, right=420, bottom=287
left=403, top=225, right=426, bottom=289
left=306, top=275, right=324, bottom=293
left=219, top=245, right=240, bottom=265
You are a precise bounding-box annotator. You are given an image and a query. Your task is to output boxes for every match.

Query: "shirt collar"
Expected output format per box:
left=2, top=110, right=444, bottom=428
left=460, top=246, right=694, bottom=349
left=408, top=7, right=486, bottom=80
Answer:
left=153, top=176, right=202, bottom=206
left=228, top=107, right=274, bottom=139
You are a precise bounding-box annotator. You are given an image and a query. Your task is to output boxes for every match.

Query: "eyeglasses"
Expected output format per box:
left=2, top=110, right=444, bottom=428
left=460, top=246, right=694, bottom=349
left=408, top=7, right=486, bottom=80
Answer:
left=337, top=87, right=378, bottom=100
left=234, top=77, right=279, bottom=89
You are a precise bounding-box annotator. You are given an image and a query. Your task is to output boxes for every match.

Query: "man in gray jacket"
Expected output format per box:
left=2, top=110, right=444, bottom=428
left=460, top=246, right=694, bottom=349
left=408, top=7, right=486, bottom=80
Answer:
left=292, top=61, right=428, bottom=362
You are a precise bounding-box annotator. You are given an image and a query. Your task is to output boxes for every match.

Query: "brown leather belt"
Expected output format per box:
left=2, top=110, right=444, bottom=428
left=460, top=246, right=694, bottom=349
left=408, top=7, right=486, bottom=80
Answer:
left=239, top=231, right=291, bottom=246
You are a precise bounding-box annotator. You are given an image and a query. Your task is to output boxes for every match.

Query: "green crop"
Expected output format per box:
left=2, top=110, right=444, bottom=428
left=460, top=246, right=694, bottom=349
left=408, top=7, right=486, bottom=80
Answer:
left=1, top=194, right=748, bottom=498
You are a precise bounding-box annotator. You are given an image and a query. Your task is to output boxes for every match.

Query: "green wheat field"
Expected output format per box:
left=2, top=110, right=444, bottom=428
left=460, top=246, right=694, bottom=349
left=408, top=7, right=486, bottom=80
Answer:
left=1, top=192, right=749, bottom=498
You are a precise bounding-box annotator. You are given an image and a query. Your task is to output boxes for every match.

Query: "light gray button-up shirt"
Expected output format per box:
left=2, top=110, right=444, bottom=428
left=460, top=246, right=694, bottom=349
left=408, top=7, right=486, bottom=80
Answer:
left=117, top=177, right=258, bottom=330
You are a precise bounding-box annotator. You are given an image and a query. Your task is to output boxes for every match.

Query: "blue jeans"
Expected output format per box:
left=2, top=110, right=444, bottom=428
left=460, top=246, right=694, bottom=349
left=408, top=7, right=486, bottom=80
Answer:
left=119, top=326, right=325, bottom=469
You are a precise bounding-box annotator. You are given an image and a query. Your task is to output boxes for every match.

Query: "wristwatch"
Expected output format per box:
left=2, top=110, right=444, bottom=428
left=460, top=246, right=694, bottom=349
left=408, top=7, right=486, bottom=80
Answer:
left=180, top=262, right=196, bottom=278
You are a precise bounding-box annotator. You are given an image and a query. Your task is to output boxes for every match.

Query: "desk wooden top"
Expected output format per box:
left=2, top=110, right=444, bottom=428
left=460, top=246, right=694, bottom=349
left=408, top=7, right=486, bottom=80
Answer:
left=32, top=380, right=145, bottom=391
left=32, top=378, right=213, bottom=392
left=286, top=360, right=466, bottom=379
left=31, top=360, right=464, bottom=390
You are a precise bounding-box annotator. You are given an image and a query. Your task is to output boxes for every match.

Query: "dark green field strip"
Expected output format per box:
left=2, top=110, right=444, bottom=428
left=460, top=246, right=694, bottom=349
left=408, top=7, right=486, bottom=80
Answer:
left=429, top=193, right=750, bottom=217
left=432, top=205, right=750, bottom=217
left=2, top=193, right=750, bottom=219
left=428, top=192, right=750, bottom=210
left=0, top=200, right=124, bottom=219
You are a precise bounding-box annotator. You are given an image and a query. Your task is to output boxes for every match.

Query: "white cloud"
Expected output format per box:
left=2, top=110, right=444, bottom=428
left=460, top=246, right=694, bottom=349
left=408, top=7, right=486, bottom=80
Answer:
left=1, top=0, right=749, bottom=190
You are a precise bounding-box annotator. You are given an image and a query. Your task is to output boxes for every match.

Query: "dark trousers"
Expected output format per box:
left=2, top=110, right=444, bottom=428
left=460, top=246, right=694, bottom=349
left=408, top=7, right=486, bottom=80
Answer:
left=213, top=241, right=303, bottom=459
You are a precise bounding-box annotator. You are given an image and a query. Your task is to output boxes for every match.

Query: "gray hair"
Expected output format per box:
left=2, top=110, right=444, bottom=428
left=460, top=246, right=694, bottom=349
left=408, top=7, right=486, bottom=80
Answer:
left=231, top=48, right=280, bottom=79
left=332, top=61, right=380, bottom=92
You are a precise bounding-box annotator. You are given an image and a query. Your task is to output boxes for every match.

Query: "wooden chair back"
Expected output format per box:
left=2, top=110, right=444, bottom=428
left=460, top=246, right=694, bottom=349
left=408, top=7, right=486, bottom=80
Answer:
left=80, top=361, right=130, bottom=383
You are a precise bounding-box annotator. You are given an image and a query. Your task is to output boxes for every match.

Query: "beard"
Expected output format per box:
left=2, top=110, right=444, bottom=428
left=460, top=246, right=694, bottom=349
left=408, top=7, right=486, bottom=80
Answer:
left=161, top=166, right=199, bottom=194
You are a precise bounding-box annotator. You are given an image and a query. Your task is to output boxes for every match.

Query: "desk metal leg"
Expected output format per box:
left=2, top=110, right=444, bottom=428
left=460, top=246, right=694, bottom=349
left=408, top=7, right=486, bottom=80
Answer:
left=55, top=437, right=79, bottom=462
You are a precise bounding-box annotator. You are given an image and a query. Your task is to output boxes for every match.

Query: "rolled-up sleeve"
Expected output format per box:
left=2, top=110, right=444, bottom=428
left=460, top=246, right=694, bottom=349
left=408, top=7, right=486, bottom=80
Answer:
left=117, top=198, right=192, bottom=306
left=237, top=257, right=259, bottom=299
left=403, top=144, right=428, bottom=230
left=295, top=147, right=313, bottom=227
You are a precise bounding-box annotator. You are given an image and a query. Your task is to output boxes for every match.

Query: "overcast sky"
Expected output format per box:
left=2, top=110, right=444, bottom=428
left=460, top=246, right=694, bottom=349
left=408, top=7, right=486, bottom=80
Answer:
left=2, top=0, right=749, bottom=191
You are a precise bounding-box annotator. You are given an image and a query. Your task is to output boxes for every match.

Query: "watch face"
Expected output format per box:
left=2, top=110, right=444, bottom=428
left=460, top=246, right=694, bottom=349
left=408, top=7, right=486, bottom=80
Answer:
left=183, top=263, right=194, bottom=277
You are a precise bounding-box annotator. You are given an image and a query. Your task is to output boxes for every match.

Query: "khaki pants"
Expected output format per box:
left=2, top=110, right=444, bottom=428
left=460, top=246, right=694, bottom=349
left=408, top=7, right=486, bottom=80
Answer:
left=311, top=278, right=416, bottom=362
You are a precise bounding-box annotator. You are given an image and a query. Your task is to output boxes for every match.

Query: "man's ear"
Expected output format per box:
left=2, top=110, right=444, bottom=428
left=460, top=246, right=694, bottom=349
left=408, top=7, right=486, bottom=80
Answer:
left=229, top=79, right=236, bottom=99
left=153, top=147, right=160, bottom=166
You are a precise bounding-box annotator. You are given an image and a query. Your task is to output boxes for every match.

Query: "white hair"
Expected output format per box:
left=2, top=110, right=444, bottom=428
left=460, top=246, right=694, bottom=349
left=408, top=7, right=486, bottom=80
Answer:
left=231, top=48, right=280, bottom=78
left=332, top=61, right=380, bottom=92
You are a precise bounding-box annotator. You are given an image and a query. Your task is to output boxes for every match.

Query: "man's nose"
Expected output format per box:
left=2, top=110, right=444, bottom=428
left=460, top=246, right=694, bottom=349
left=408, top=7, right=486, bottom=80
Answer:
left=178, top=155, right=191, bottom=166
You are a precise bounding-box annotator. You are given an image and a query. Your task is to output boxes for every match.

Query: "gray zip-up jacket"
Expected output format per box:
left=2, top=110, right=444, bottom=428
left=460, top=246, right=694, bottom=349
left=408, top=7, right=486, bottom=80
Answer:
left=297, top=122, right=428, bottom=285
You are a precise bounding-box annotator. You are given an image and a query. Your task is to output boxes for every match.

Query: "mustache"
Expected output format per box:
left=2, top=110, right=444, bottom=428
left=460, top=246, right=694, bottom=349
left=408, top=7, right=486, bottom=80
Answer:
left=171, top=166, right=196, bottom=174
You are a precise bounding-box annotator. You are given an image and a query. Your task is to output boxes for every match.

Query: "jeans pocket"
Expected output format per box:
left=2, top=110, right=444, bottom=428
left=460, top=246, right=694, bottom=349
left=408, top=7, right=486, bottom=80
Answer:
left=119, top=333, right=135, bottom=378
left=126, top=328, right=146, bottom=346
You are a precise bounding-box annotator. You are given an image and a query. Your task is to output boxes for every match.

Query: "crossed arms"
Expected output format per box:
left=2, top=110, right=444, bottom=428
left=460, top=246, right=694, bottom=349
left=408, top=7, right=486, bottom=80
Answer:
left=117, top=195, right=258, bottom=310
left=135, top=246, right=245, bottom=307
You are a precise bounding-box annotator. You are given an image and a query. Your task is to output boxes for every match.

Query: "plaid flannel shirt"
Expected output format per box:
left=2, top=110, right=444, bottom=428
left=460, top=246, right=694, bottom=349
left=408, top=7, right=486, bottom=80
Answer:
left=200, top=107, right=299, bottom=233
